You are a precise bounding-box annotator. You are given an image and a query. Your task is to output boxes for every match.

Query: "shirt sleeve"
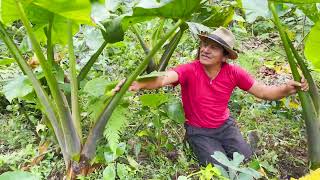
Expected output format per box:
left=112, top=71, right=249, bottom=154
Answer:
left=233, top=65, right=255, bottom=91
left=170, top=63, right=193, bottom=86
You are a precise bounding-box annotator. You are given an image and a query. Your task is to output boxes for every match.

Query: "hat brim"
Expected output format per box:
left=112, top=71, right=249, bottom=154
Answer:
left=198, top=34, right=238, bottom=60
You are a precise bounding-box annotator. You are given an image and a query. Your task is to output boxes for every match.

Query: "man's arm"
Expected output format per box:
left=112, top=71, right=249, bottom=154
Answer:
left=114, top=70, right=179, bottom=92
left=247, top=78, right=309, bottom=101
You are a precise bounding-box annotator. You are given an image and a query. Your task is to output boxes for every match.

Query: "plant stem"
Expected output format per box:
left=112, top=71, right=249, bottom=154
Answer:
left=131, top=25, right=157, bottom=73
left=285, top=33, right=320, bottom=115
left=46, top=13, right=54, bottom=67
left=68, top=20, right=82, bottom=141
left=16, top=0, right=80, bottom=159
left=82, top=19, right=184, bottom=159
left=77, top=41, right=108, bottom=83
left=158, top=26, right=186, bottom=71
left=270, top=2, right=320, bottom=169
left=0, top=21, right=68, bottom=164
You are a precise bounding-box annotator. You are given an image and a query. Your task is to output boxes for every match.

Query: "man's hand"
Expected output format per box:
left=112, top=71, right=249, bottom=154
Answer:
left=112, top=79, right=141, bottom=93
left=248, top=77, right=309, bottom=101
left=284, top=77, right=309, bottom=95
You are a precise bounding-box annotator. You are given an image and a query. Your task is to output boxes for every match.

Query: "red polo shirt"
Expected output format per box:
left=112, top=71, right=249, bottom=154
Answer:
left=172, top=60, right=254, bottom=128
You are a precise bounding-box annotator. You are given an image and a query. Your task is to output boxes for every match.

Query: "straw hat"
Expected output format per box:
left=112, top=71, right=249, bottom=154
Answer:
left=198, top=27, right=238, bottom=59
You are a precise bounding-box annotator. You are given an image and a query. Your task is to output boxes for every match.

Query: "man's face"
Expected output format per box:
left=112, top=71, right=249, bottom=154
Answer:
left=199, top=39, right=226, bottom=66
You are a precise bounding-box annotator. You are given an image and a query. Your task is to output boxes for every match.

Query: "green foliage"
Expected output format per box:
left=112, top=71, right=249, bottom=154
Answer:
left=242, top=0, right=269, bottom=23
left=136, top=71, right=167, bottom=81
left=101, top=16, right=125, bottom=43
left=0, top=171, right=40, bottom=180
left=211, top=152, right=261, bottom=180
left=83, top=77, right=112, bottom=97
left=131, top=0, right=201, bottom=20
left=297, top=4, right=320, bottom=22
left=103, top=163, right=116, bottom=180
left=104, top=106, right=128, bottom=153
left=2, top=75, right=33, bottom=102
left=190, top=1, right=236, bottom=27
left=0, top=0, right=92, bottom=44
left=165, top=99, right=185, bottom=124
left=139, top=93, right=169, bottom=108
left=0, top=58, right=15, bottom=65
left=304, top=21, right=320, bottom=71
left=1, top=0, right=319, bottom=178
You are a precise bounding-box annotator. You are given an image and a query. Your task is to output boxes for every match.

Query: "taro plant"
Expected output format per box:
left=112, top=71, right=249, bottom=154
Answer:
left=0, top=0, right=235, bottom=178
left=240, top=0, right=320, bottom=169
left=267, top=0, right=320, bottom=169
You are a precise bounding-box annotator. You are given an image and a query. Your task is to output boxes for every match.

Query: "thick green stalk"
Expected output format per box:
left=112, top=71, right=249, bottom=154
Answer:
left=82, top=20, right=184, bottom=159
left=0, top=22, right=68, bottom=164
left=158, top=27, right=186, bottom=71
left=270, top=2, right=320, bottom=169
left=285, top=33, right=320, bottom=115
left=131, top=25, right=157, bottom=73
left=16, top=1, right=81, bottom=158
left=68, top=20, right=82, bottom=141
left=77, top=41, right=108, bottom=83
left=46, top=13, right=54, bottom=67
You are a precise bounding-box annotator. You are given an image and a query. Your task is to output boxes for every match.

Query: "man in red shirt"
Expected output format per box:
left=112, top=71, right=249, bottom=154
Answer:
left=115, top=27, right=309, bottom=166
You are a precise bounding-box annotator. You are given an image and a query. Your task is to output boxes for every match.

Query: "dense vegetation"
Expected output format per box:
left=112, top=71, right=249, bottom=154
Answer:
left=0, top=0, right=320, bottom=179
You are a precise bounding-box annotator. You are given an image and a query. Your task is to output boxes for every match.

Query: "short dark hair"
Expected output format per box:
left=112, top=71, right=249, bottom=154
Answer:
left=223, top=49, right=229, bottom=56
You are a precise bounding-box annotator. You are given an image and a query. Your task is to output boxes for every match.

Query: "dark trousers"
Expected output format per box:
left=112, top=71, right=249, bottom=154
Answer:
left=185, top=116, right=252, bottom=167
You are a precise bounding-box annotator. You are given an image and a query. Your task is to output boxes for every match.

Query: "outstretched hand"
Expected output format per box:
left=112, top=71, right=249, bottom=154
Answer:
left=112, top=79, right=141, bottom=94
left=285, top=77, right=309, bottom=95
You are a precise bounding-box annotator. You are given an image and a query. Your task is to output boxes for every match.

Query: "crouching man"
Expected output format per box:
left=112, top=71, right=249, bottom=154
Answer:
left=114, top=27, right=309, bottom=166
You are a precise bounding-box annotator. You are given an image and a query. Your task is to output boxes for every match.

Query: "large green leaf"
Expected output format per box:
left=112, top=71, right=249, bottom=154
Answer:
left=140, top=93, right=169, bottom=108
left=305, top=21, right=320, bottom=71
left=136, top=71, right=167, bottom=81
left=99, top=0, right=202, bottom=43
left=165, top=99, right=185, bottom=124
left=242, top=0, right=269, bottom=23
left=297, top=4, right=320, bottom=23
left=2, top=75, right=33, bottom=102
left=190, top=2, right=235, bottom=27
left=211, top=152, right=261, bottom=179
left=103, top=163, right=116, bottom=180
left=132, top=0, right=201, bottom=20
left=0, top=58, right=15, bottom=65
left=0, top=1, right=84, bottom=45
left=83, top=77, right=112, bottom=97
left=0, top=0, right=92, bottom=25
left=0, top=171, right=40, bottom=180
left=33, top=14, right=80, bottom=44
left=101, top=16, right=125, bottom=43
left=31, top=0, right=92, bottom=24
left=0, top=0, right=21, bottom=24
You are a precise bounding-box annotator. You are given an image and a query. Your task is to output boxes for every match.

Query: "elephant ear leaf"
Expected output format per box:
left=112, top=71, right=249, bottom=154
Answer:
left=304, top=21, right=320, bottom=71
left=0, top=0, right=92, bottom=25
left=30, top=0, right=92, bottom=25
left=132, top=0, right=201, bottom=19
left=101, top=16, right=125, bottom=43
left=99, top=0, right=202, bottom=44
left=0, top=0, right=23, bottom=24
left=190, top=2, right=235, bottom=27
left=0, top=171, right=40, bottom=180
left=136, top=71, right=167, bottom=81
